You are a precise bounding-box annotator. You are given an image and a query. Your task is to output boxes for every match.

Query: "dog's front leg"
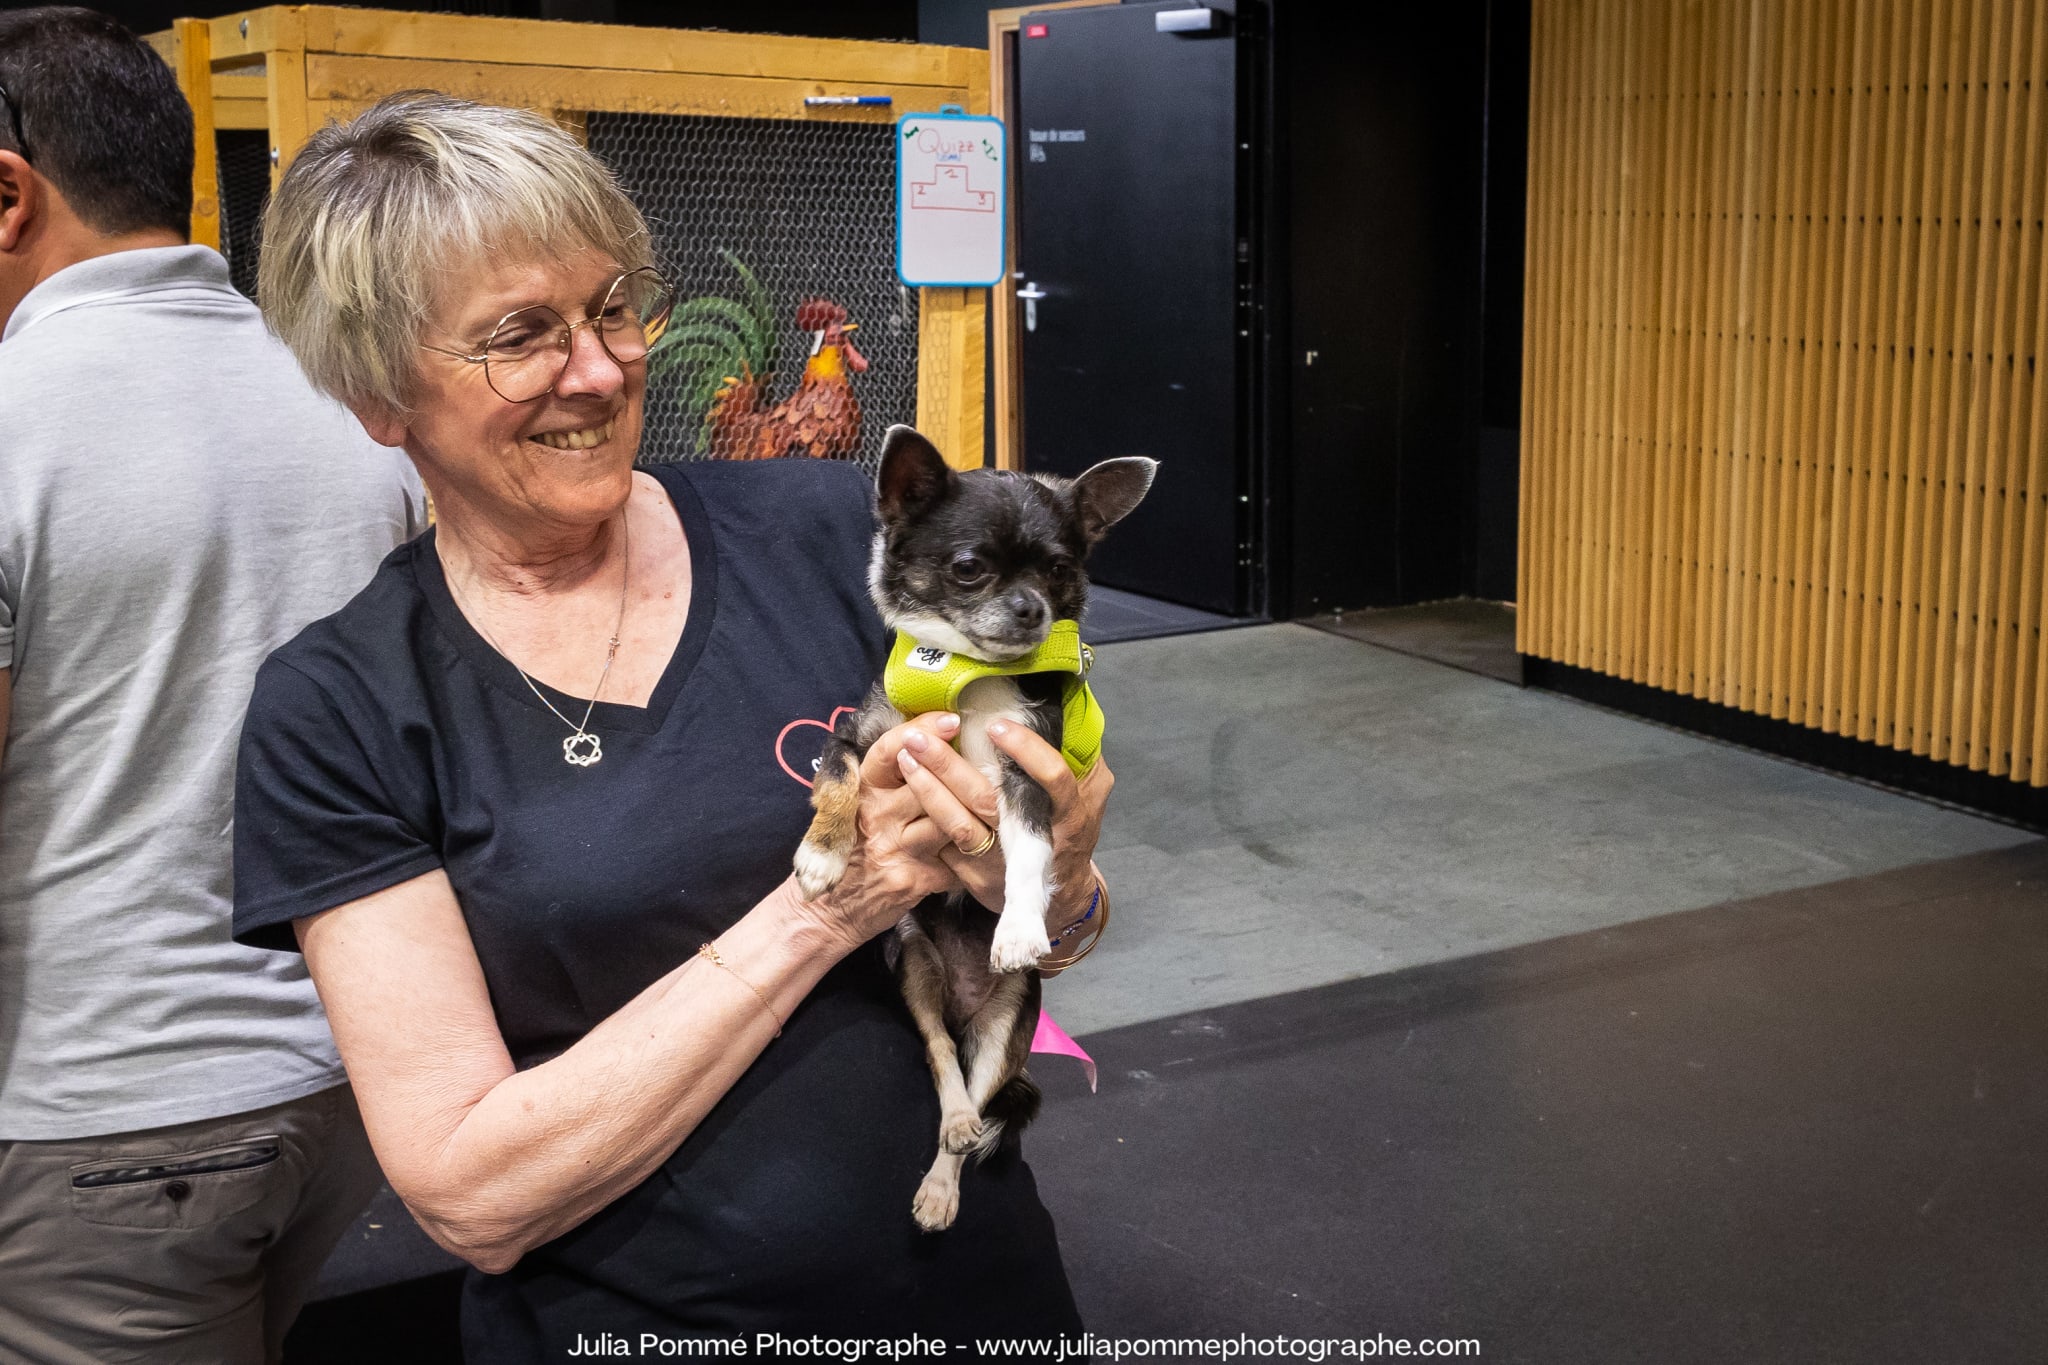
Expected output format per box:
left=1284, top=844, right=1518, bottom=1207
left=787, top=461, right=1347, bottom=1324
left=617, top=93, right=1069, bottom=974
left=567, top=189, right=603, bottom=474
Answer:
left=986, top=767, right=1055, bottom=974
left=793, top=736, right=862, bottom=900
left=793, top=688, right=901, bottom=900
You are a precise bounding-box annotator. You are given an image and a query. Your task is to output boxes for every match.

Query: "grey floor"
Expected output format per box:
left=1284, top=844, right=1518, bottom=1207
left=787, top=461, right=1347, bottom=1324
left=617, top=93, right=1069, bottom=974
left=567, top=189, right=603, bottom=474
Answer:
left=1050, top=624, right=2028, bottom=1037
left=293, top=622, right=2042, bottom=1360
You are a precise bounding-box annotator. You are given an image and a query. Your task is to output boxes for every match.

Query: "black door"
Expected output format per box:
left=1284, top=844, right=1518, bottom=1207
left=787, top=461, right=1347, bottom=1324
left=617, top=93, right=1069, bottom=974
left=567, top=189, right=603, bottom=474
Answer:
left=1016, top=3, right=1249, bottom=614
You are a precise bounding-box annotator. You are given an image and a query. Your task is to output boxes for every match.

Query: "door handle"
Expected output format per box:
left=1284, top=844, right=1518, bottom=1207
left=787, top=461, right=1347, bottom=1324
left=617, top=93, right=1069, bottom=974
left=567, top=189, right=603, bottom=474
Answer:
left=1017, top=281, right=1047, bottom=332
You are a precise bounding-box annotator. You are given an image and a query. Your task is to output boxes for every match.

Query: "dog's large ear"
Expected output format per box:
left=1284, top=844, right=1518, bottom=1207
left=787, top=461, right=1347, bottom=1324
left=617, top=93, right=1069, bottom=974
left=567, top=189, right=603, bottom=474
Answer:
left=877, top=425, right=954, bottom=523
left=1071, top=457, right=1159, bottom=542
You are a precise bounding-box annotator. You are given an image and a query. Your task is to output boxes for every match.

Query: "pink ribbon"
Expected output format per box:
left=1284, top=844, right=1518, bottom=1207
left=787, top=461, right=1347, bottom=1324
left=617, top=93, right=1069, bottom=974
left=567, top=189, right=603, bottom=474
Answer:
left=1030, top=1011, right=1097, bottom=1093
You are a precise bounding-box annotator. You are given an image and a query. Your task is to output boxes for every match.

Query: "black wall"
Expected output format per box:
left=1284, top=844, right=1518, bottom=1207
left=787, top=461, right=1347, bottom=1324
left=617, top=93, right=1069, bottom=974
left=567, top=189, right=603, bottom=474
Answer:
left=919, top=0, right=1529, bottom=618
left=1476, top=0, right=1530, bottom=604
left=916, top=0, right=1005, bottom=48
left=1279, top=0, right=1525, bottom=615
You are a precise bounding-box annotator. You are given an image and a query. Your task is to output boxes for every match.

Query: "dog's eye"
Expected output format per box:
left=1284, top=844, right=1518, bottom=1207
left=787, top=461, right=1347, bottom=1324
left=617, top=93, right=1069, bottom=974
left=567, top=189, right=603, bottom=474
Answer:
left=951, top=555, right=991, bottom=585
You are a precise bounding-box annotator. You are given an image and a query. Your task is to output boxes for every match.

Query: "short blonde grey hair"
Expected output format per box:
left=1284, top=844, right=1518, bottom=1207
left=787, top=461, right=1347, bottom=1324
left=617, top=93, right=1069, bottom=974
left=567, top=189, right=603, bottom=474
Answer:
left=257, top=91, right=652, bottom=415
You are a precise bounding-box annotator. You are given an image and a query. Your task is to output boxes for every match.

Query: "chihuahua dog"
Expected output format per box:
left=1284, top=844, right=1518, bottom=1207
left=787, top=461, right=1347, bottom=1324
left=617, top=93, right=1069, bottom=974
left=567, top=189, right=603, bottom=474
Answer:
left=794, top=424, right=1155, bottom=1230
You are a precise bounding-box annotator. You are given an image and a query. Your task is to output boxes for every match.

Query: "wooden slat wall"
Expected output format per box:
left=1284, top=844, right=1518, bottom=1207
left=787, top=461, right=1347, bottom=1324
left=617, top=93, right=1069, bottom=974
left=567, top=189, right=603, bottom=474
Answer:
left=1521, top=0, right=2048, bottom=784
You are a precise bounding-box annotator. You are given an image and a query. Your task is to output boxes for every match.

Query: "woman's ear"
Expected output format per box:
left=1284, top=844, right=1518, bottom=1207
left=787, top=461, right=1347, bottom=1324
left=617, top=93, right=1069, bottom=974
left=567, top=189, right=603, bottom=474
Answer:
left=353, top=403, right=409, bottom=450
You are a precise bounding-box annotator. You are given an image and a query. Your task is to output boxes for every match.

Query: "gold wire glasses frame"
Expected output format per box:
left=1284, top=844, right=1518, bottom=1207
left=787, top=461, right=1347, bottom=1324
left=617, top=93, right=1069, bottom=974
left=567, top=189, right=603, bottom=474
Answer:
left=421, top=266, right=675, bottom=404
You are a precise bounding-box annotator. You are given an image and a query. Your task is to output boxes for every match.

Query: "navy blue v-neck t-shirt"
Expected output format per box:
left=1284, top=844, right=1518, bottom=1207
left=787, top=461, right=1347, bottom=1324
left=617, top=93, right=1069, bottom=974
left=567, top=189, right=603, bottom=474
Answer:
left=232, top=458, right=1081, bottom=1357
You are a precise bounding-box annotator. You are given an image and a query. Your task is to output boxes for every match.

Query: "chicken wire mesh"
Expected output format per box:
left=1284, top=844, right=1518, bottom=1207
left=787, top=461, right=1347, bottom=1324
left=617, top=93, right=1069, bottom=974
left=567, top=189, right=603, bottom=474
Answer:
left=208, top=112, right=918, bottom=474
left=215, top=129, right=271, bottom=300
left=588, top=112, right=917, bottom=472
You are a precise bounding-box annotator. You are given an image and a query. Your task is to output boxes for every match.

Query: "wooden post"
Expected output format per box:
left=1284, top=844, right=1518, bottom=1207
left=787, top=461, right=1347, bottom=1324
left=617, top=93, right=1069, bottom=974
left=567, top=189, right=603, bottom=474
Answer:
left=916, top=287, right=986, bottom=470
left=915, top=43, right=996, bottom=470
left=547, top=108, right=589, bottom=145
left=170, top=19, right=221, bottom=251
left=263, top=8, right=310, bottom=190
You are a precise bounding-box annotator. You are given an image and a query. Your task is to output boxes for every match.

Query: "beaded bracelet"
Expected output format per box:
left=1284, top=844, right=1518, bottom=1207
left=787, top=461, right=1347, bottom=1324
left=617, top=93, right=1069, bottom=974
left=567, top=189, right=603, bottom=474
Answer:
left=698, top=942, right=783, bottom=1037
left=1037, top=870, right=1108, bottom=977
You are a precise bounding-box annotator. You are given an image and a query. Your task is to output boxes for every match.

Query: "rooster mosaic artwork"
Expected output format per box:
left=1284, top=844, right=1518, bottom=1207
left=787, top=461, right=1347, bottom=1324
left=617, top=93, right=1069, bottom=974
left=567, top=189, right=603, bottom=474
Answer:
left=648, top=252, right=868, bottom=461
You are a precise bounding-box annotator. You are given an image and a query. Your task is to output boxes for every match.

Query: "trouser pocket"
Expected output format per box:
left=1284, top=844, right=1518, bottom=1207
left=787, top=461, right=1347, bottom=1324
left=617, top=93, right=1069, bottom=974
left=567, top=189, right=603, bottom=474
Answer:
left=69, top=1137, right=283, bottom=1230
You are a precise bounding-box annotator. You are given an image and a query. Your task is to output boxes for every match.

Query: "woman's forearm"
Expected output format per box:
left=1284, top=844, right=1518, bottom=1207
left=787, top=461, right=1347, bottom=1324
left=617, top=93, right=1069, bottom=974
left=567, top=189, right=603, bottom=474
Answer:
left=310, top=718, right=965, bottom=1273
left=392, top=878, right=849, bottom=1271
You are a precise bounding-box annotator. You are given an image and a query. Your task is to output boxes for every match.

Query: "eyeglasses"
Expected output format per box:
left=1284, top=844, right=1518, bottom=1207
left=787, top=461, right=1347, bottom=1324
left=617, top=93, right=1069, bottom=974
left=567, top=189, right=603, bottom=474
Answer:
left=0, top=82, right=31, bottom=163
left=422, top=266, right=674, bottom=404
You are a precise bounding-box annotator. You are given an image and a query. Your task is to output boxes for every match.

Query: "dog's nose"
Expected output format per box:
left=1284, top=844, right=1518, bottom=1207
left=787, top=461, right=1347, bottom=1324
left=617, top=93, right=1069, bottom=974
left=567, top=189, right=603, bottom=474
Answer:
left=1006, top=592, right=1048, bottom=629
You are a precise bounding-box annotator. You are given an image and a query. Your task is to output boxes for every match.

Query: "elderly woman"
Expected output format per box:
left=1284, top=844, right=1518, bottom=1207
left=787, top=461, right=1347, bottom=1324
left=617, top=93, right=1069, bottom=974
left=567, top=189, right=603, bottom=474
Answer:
left=230, top=93, right=1108, bottom=1354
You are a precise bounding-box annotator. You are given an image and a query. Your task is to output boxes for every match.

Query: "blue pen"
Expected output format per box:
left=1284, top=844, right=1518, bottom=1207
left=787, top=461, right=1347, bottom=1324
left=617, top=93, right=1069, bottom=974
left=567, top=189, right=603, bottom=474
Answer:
left=805, top=95, right=893, bottom=107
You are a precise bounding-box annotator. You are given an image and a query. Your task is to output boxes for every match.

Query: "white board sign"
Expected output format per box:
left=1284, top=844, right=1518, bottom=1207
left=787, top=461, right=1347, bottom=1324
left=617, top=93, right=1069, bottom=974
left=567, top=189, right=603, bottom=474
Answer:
left=897, top=109, right=1006, bottom=288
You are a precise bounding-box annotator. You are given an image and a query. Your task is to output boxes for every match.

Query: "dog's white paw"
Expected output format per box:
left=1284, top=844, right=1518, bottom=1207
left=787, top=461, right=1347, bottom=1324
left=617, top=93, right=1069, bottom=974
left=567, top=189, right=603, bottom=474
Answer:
left=940, top=1109, right=985, bottom=1155
left=912, top=1169, right=960, bottom=1232
left=988, top=913, right=1049, bottom=974
left=792, top=840, right=849, bottom=901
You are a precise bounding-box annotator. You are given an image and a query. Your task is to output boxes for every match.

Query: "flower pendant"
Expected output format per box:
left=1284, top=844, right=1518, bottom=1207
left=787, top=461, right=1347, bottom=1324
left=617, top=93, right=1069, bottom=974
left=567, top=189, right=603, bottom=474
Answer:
left=563, top=732, right=603, bottom=767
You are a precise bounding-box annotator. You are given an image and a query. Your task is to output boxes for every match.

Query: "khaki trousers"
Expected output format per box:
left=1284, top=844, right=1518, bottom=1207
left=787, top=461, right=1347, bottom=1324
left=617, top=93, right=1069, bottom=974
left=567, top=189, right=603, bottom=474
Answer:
left=0, top=1082, right=382, bottom=1365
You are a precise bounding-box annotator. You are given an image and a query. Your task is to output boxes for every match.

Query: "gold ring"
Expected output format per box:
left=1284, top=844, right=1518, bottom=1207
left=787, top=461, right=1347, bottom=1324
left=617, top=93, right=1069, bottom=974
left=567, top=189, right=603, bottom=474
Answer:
left=958, top=828, right=998, bottom=857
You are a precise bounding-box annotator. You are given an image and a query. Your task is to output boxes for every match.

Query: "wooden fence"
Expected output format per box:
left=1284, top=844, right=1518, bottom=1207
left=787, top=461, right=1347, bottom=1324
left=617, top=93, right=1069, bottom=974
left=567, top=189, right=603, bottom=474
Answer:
left=147, top=5, right=990, bottom=468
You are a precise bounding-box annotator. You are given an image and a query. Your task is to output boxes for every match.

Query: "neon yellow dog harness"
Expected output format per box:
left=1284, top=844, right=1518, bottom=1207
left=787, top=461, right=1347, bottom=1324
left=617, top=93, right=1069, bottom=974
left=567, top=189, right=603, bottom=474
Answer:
left=882, top=619, right=1105, bottom=780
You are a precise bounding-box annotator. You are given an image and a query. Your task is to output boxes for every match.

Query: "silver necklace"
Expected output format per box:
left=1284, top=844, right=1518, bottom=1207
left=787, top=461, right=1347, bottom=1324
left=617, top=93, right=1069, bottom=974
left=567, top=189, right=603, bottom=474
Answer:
left=458, top=512, right=631, bottom=768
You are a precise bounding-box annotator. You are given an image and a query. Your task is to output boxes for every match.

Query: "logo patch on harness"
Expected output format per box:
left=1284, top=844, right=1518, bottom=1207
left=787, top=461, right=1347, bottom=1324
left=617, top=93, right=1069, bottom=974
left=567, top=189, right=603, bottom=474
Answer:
left=906, top=644, right=952, bottom=673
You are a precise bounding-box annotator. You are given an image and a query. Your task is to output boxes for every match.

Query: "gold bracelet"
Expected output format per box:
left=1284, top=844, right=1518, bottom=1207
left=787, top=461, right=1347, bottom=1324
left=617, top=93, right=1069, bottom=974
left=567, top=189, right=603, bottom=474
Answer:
left=698, top=942, right=783, bottom=1037
left=1038, top=870, right=1108, bottom=977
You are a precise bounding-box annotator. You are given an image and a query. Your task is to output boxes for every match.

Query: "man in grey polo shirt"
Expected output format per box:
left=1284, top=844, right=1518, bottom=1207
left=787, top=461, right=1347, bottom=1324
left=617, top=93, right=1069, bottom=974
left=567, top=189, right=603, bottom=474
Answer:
left=0, top=10, right=425, bottom=1362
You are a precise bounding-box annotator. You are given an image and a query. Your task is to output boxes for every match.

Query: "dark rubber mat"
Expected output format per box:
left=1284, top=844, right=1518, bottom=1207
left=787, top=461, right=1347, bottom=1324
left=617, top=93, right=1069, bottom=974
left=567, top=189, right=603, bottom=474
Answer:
left=1030, top=839, right=2048, bottom=1363
left=286, top=1271, right=461, bottom=1364
left=1081, top=585, right=1250, bottom=644
left=1304, top=598, right=1522, bottom=685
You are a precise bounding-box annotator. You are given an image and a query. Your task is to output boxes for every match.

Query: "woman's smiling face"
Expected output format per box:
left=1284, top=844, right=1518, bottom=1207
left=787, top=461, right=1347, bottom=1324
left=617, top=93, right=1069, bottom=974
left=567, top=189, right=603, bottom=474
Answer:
left=402, top=247, right=648, bottom=537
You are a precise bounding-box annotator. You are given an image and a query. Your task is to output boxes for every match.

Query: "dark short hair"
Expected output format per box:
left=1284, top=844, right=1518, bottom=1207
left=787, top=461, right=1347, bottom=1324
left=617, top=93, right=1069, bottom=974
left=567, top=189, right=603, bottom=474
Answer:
left=0, top=7, right=192, bottom=238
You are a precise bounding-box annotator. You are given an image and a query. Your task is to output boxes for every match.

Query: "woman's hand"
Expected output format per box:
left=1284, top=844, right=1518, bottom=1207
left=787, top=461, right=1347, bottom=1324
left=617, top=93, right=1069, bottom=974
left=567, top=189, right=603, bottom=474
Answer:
left=793, top=712, right=972, bottom=952
left=891, top=718, right=1114, bottom=927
